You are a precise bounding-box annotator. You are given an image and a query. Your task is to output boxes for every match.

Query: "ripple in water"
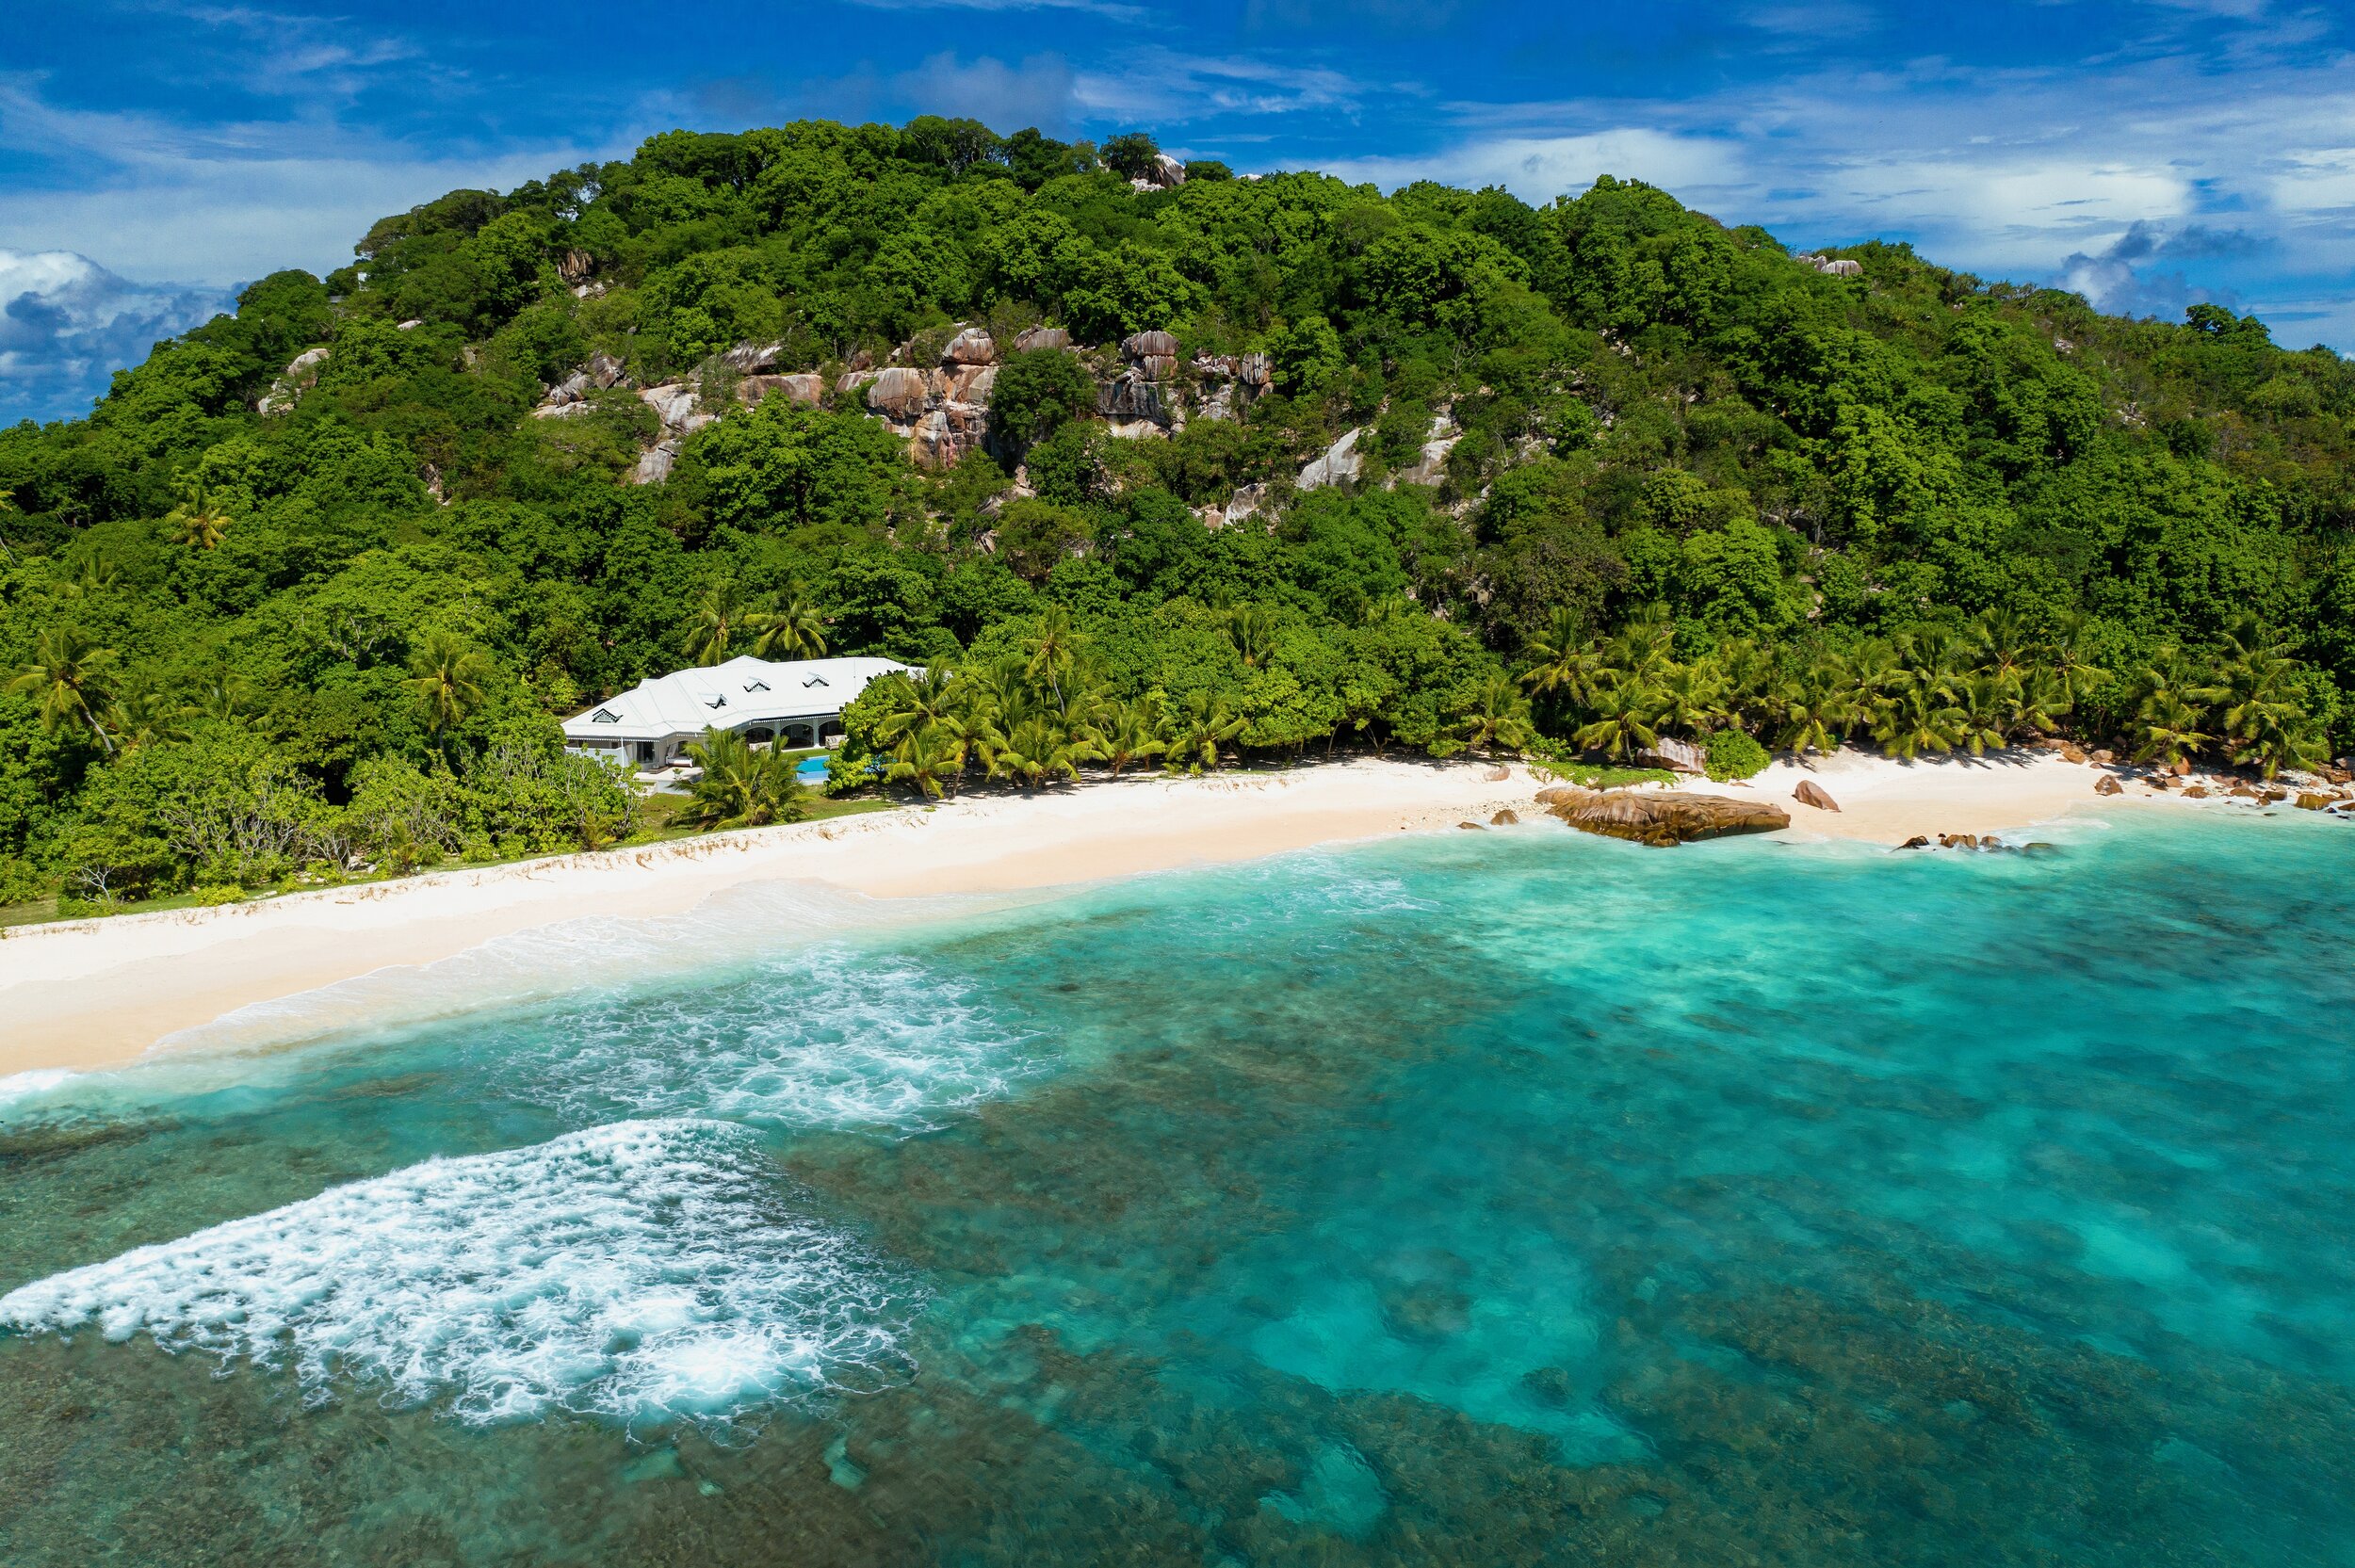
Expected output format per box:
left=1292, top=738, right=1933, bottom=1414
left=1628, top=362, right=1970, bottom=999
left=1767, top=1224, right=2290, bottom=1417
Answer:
left=0, top=1118, right=918, bottom=1429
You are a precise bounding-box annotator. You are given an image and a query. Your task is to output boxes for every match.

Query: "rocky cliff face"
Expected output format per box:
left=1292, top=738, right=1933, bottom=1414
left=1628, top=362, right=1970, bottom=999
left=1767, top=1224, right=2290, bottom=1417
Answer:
left=522, top=318, right=1278, bottom=487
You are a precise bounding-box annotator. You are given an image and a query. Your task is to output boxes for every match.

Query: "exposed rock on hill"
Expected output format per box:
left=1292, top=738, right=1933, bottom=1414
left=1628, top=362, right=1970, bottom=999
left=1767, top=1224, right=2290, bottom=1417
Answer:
left=258, top=347, right=331, bottom=415
left=1129, top=153, right=1187, bottom=192
left=737, top=372, right=823, bottom=409
left=943, top=327, right=997, bottom=365
left=1391, top=413, right=1460, bottom=488
left=1796, top=253, right=1864, bottom=278
left=1299, top=428, right=1363, bottom=490
left=534, top=352, right=629, bottom=416
left=1535, top=785, right=1790, bottom=847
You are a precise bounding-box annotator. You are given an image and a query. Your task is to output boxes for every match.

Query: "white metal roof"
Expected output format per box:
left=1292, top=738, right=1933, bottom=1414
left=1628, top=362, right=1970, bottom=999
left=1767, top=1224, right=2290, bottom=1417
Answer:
left=560, top=655, right=912, bottom=744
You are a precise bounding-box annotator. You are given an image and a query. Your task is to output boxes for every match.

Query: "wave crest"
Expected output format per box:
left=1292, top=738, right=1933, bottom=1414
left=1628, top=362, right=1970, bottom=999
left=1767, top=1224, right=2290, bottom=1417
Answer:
left=0, top=1118, right=918, bottom=1428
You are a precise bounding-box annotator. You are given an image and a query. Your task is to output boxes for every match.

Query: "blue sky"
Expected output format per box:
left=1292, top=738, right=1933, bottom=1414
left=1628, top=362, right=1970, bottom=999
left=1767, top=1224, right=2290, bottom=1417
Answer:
left=4, top=0, right=2352, bottom=422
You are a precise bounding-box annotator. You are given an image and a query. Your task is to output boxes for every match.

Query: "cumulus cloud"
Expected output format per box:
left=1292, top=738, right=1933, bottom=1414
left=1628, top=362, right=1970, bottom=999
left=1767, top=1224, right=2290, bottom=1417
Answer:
left=2055, top=221, right=2257, bottom=321
left=0, top=250, right=232, bottom=425
left=891, top=52, right=1080, bottom=132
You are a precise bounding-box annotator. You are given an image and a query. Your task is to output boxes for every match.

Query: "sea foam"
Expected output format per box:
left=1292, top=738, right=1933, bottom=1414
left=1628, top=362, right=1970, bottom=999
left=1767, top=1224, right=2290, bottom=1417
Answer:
left=0, top=1118, right=918, bottom=1428
left=500, top=945, right=1046, bottom=1133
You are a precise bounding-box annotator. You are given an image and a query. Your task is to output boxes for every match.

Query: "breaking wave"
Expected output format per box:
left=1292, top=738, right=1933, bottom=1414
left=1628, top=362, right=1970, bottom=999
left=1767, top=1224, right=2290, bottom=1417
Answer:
left=0, top=1119, right=918, bottom=1429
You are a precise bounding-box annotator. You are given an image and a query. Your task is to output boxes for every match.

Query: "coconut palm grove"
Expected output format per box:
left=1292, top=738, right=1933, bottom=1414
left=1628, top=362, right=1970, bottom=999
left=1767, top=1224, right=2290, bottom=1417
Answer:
left=2, top=118, right=2350, bottom=912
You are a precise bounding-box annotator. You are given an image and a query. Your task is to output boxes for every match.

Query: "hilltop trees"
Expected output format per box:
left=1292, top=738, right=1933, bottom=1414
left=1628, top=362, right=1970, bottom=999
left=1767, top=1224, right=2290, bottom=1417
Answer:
left=0, top=112, right=2345, bottom=909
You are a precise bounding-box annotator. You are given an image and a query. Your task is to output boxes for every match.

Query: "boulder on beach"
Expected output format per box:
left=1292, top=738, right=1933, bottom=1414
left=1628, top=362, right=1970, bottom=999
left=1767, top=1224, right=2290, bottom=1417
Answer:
left=1899, top=835, right=1931, bottom=849
left=1534, top=786, right=1788, bottom=848
left=1457, top=820, right=1486, bottom=831
left=1793, top=780, right=1840, bottom=812
left=1490, top=809, right=1519, bottom=826
left=2095, top=776, right=2124, bottom=796
left=2298, top=793, right=2332, bottom=811
left=1636, top=737, right=1707, bottom=774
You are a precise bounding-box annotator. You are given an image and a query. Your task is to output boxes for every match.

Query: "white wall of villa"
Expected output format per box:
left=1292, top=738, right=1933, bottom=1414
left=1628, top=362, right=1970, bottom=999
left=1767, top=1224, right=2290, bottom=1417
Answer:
left=560, top=655, right=912, bottom=770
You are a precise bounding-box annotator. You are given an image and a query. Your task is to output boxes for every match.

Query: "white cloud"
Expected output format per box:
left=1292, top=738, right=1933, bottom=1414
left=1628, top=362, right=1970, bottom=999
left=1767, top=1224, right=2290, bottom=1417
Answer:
left=1323, top=130, right=1739, bottom=200
left=0, top=147, right=599, bottom=286
left=1072, top=50, right=1375, bottom=121
left=889, top=52, right=1079, bottom=132
left=0, top=250, right=231, bottom=423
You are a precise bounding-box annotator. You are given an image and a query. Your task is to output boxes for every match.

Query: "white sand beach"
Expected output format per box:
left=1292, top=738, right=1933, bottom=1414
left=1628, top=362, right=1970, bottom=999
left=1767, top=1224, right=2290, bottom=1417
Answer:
left=0, top=748, right=2183, bottom=1076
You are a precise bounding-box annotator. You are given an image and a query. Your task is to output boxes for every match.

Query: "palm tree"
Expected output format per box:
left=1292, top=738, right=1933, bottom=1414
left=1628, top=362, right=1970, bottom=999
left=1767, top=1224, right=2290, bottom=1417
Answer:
left=165, top=477, right=233, bottom=551
left=57, top=552, right=121, bottom=599
left=683, top=581, right=749, bottom=666
left=1519, top=607, right=1604, bottom=708
left=186, top=666, right=262, bottom=726
left=1606, top=617, right=1678, bottom=694
left=2125, top=647, right=2222, bottom=768
left=2009, top=667, right=2070, bottom=742
left=988, top=714, right=1083, bottom=790
left=1023, top=605, right=1083, bottom=708
left=1844, top=639, right=1906, bottom=715
left=2132, top=689, right=2213, bottom=769
left=1455, top=673, right=1535, bottom=755
left=1225, top=604, right=1278, bottom=669
left=869, top=664, right=963, bottom=750
left=1778, top=664, right=1856, bottom=758
left=2042, top=612, right=2110, bottom=708
left=1091, top=695, right=1166, bottom=776
left=1650, top=661, right=1726, bottom=738
left=1714, top=638, right=1779, bottom=733
left=1967, top=607, right=2032, bottom=684
left=1572, top=671, right=1662, bottom=759
left=1162, top=689, right=1243, bottom=772
left=409, top=632, right=493, bottom=737
left=7, top=625, right=119, bottom=752
left=884, top=723, right=966, bottom=800
left=747, top=590, right=828, bottom=660
left=1952, top=671, right=2012, bottom=756
left=683, top=727, right=808, bottom=828
left=2213, top=628, right=2316, bottom=778
left=105, top=688, right=188, bottom=752
left=1871, top=682, right=1965, bottom=760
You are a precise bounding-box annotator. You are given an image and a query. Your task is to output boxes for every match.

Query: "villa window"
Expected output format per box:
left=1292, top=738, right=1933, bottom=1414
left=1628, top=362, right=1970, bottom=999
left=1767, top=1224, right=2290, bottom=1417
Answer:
left=591, top=708, right=621, bottom=723
left=743, top=679, right=769, bottom=692
left=803, top=675, right=828, bottom=687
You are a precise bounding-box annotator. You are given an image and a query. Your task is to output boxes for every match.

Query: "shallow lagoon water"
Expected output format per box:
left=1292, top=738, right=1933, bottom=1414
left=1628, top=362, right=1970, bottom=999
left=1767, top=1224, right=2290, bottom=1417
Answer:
left=3, top=810, right=2353, bottom=1564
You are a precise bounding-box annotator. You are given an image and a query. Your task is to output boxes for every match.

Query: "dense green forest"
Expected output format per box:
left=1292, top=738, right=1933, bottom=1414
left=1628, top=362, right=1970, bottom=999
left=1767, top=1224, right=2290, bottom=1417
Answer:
left=4, top=116, right=2351, bottom=910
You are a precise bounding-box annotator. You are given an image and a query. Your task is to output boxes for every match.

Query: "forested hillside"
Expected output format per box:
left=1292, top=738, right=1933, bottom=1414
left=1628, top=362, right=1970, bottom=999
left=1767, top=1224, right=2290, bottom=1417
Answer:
left=3, top=117, right=2351, bottom=909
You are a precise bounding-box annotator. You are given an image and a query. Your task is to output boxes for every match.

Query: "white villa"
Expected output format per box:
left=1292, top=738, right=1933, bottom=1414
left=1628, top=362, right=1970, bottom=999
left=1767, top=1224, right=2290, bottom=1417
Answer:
left=560, top=655, right=913, bottom=771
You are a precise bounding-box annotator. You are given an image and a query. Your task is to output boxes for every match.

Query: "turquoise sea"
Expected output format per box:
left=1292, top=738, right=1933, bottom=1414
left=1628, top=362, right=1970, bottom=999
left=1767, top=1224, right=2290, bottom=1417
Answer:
left=3, top=808, right=2353, bottom=1565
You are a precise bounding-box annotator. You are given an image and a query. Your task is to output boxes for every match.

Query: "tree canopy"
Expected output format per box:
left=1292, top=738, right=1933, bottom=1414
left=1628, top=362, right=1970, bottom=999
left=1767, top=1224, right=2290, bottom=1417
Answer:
left=2, top=120, right=2349, bottom=909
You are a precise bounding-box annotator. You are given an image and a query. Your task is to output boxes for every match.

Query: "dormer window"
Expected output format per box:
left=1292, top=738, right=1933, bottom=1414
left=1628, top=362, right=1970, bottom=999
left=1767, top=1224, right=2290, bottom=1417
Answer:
left=804, top=675, right=828, bottom=687
left=706, top=695, right=726, bottom=709
left=592, top=708, right=621, bottom=723
left=743, top=679, right=769, bottom=692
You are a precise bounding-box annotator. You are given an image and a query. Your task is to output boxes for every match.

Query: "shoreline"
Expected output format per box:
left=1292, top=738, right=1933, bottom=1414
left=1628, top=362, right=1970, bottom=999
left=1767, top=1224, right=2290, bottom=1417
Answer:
left=0, top=749, right=2315, bottom=1079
